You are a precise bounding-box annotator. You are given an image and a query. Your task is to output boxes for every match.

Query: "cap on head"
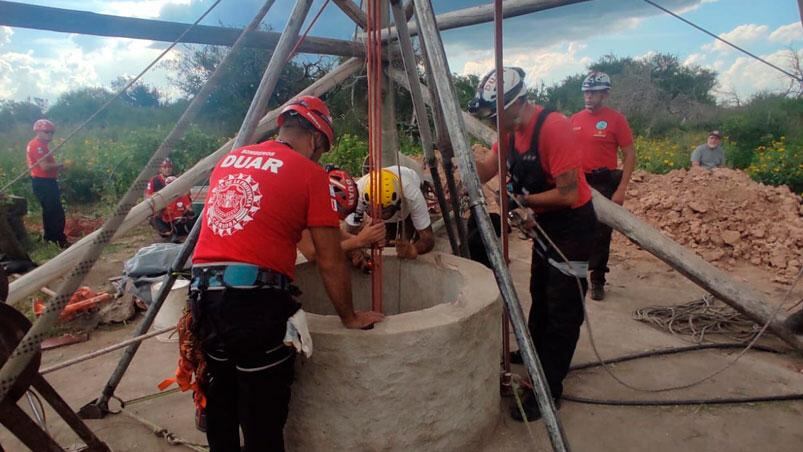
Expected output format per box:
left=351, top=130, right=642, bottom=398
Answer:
left=467, top=66, right=527, bottom=120
left=708, top=130, right=722, bottom=139
left=33, top=119, right=55, bottom=132
left=277, top=95, right=335, bottom=151
left=581, top=71, right=612, bottom=92
left=327, top=166, right=358, bottom=220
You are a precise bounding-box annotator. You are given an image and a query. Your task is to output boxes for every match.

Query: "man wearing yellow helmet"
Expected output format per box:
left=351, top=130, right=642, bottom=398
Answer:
left=346, top=166, right=434, bottom=259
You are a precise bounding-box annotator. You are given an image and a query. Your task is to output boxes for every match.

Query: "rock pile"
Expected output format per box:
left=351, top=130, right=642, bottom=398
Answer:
left=617, top=167, right=803, bottom=282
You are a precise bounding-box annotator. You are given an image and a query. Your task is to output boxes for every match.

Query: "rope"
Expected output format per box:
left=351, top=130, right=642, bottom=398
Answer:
left=0, top=0, right=225, bottom=195
left=120, top=408, right=208, bottom=452
left=508, top=194, right=803, bottom=393
left=40, top=326, right=176, bottom=375
left=562, top=342, right=803, bottom=406
left=633, top=295, right=762, bottom=343
left=642, top=0, right=802, bottom=83
left=367, top=0, right=384, bottom=313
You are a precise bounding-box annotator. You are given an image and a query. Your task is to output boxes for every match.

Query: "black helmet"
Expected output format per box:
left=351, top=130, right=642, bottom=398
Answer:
left=467, top=67, right=527, bottom=119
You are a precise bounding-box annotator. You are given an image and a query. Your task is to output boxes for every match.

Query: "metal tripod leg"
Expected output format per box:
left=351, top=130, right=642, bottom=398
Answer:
left=413, top=1, right=569, bottom=450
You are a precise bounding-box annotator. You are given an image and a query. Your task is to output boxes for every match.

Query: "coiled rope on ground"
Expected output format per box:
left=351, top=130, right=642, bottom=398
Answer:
left=633, top=295, right=763, bottom=343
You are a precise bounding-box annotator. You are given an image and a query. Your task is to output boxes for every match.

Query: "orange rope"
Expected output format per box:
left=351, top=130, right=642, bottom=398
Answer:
left=367, top=0, right=383, bottom=313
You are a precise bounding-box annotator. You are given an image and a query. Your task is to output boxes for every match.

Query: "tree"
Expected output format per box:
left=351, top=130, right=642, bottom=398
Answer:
left=111, top=77, right=162, bottom=108
left=166, top=44, right=330, bottom=133
left=0, top=99, right=45, bottom=132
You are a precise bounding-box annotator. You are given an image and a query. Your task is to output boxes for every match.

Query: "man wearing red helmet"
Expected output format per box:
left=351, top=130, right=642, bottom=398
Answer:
left=191, top=95, right=383, bottom=451
left=27, top=119, right=68, bottom=248
left=570, top=71, right=636, bottom=301
left=296, top=166, right=386, bottom=267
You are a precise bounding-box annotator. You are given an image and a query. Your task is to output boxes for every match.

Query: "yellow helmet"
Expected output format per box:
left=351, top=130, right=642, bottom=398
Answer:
left=363, top=169, right=401, bottom=209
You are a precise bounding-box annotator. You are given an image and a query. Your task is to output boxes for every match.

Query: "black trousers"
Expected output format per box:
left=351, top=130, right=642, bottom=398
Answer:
left=31, top=177, right=66, bottom=243
left=584, top=169, right=622, bottom=285
left=528, top=203, right=595, bottom=399
left=193, top=286, right=300, bottom=452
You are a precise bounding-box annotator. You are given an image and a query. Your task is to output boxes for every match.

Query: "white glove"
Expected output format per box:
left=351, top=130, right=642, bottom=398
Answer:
left=283, top=309, right=313, bottom=358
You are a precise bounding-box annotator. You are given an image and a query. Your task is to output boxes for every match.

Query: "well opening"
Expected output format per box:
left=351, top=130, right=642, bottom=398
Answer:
left=294, top=256, right=464, bottom=316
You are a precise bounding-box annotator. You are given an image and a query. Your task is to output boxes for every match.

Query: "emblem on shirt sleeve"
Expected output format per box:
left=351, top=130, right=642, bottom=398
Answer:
left=206, top=173, right=262, bottom=236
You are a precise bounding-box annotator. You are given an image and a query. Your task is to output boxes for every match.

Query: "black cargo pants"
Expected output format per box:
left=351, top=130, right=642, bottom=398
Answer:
left=584, top=169, right=622, bottom=285
left=31, top=177, right=66, bottom=244
left=529, top=202, right=595, bottom=399
left=193, top=286, right=300, bottom=452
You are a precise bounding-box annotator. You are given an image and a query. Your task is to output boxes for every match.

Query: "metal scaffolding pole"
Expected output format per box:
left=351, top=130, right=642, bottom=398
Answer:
left=412, top=1, right=569, bottom=450
left=389, top=0, right=459, bottom=255
left=414, top=14, right=469, bottom=257
left=78, top=0, right=314, bottom=418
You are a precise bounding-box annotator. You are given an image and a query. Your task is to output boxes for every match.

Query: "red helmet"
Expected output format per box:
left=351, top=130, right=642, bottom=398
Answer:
left=33, top=119, right=55, bottom=132
left=277, top=95, right=334, bottom=151
left=328, top=167, right=358, bottom=220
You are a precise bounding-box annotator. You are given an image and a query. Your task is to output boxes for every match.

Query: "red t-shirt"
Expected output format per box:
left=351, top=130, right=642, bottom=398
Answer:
left=193, top=140, right=339, bottom=279
left=492, top=105, right=592, bottom=209
left=145, top=175, right=167, bottom=198
left=26, top=138, right=58, bottom=179
left=162, top=194, right=193, bottom=223
left=570, top=106, right=633, bottom=172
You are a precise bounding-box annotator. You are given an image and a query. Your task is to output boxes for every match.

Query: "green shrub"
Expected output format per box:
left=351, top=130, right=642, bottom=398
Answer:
left=634, top=135, right=689, bottom=174
left=746, top=137, right=803, bottom=192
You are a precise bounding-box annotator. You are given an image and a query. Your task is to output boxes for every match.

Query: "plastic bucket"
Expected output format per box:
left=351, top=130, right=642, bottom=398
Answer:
left=150, top=279, right=190, bottom=342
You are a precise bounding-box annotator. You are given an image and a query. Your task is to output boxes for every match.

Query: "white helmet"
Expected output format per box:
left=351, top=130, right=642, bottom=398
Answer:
left=582, top=71, right=611, bottom=92
left=468, top=67, right=527, bottom=119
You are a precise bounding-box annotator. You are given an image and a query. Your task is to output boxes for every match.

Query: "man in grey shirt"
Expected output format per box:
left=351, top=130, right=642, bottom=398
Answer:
left=691, top=130, right=725, bottom=169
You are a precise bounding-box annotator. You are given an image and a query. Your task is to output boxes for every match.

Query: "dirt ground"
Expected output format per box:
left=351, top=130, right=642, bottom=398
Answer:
left=2, top=225, right=803, bottom=451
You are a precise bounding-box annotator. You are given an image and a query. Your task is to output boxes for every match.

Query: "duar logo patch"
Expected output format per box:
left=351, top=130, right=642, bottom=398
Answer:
left=207, top=173, right=262, bottom=236
left=596, top=120, right=608, bottom=130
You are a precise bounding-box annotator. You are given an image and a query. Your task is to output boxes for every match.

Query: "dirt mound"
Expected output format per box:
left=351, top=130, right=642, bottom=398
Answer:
left=618, top=167, right=803, bottom=282
left=65, top=215, right=104, bottom=240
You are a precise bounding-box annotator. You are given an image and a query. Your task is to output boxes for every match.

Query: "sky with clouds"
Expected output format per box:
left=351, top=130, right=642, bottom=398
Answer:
left=0, top=0, right=801, bottom=106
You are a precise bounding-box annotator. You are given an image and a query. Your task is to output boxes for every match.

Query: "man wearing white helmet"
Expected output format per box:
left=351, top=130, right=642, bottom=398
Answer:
left=27, top=119, right=69, bottom=248
left=570, top=71, right=636, bottom=301
left=469, top=67, right=596, bottom=422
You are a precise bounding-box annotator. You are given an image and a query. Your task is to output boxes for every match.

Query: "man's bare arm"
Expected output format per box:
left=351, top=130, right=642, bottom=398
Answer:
left=309, top=226, right=383, bottom=328
left=613, top=144, right=636, bottom=204
left=522, top=169, right=579, bottom=211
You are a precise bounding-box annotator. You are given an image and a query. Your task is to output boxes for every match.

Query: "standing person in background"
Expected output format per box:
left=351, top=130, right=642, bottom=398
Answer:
left=571, top=71, right=636, bottom=301
left=691, top=130, right=726, bottom=169
left=27, top=119, right=69, bottom=248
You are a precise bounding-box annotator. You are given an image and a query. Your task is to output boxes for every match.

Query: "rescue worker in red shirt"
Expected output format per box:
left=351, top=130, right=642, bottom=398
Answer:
left=191, top=96, right=383, bottom=451
left=469, top=67, right=595, bottom=422
left=159, top=176, right=195, bottom=243
left=26, top=119, right=68, bottom=248
left=144, top=158, right=177, bottom=239
left=570, top=71, right=636, bottom=301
